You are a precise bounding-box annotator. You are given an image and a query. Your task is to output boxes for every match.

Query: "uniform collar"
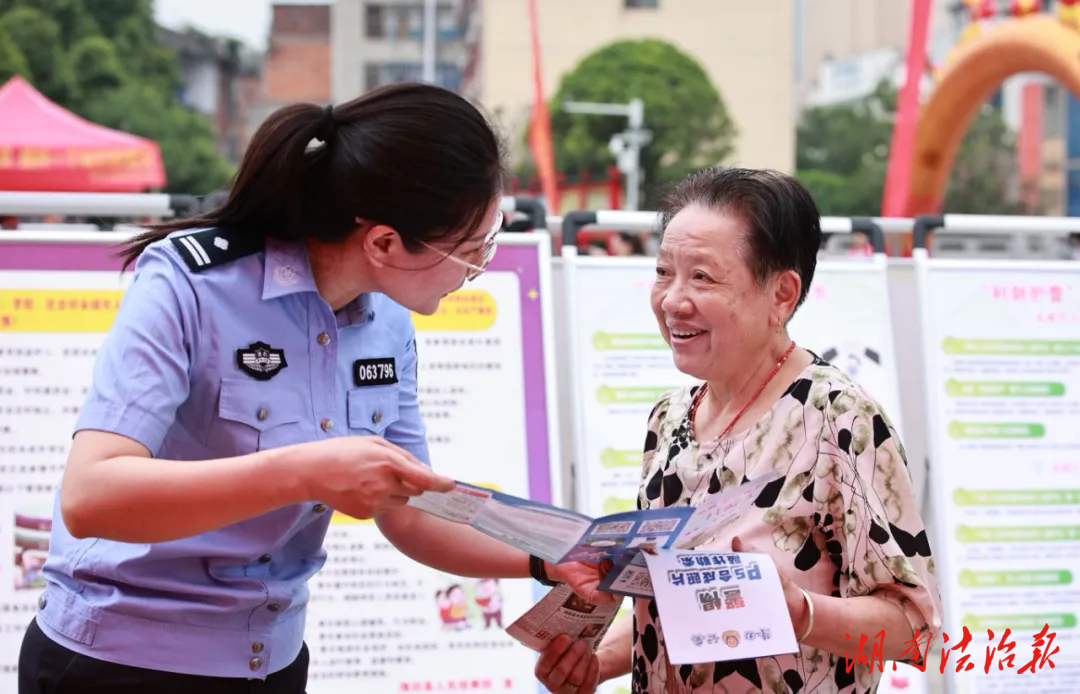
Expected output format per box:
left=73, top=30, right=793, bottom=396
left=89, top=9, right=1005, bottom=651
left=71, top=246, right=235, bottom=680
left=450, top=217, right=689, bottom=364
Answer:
left=262, top=238, right=375, bottom=326
left=262, top=238, right=318, bottom=300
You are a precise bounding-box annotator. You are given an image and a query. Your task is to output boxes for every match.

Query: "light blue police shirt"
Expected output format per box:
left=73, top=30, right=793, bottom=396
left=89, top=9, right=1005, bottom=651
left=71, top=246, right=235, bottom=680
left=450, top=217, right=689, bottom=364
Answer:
left=37, top=227, right=430, bottom=679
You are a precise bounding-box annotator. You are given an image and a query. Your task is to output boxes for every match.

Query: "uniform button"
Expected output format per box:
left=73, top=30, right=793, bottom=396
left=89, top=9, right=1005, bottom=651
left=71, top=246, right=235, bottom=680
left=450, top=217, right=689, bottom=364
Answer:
left=259, top=554, right=271, bottom=564
left=257, top=408, right=268, bottom=421
left=37, top=594, right=46, bottom=609
left=372, top=411, right=382, bottom=425
left=321, top=419, right=333, bottom=432
left=314, top=503, right=328, bottom=513
left=267, top=603, right=281, bottom=612
left=317, top=332, right=330, bottom=346
left=252, top=642, right=264, bottom=654
left=249, top=657, right=262, bottom=671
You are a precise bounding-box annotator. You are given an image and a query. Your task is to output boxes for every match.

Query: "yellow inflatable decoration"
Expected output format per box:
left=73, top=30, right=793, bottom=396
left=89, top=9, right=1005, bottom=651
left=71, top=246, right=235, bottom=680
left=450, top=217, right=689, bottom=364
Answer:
left=906, top=14, right=1080, bottom=216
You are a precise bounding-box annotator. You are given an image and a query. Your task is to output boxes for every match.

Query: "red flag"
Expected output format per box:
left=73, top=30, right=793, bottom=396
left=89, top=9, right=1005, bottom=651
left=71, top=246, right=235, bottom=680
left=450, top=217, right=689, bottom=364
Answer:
left=526, top=0, right=559, bottom=215
left=882, top=0, right=933, bottom=216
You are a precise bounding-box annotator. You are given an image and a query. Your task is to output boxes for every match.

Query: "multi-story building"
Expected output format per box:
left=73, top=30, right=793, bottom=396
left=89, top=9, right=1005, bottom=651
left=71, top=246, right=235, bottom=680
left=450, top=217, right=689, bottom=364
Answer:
left=159, top=26, right=262, bottom=163
left=458, top=0, right=796, bottom=175
left=237, top=1, right=334, bottom=159
left=332, top=0, right=467, bottom=101
left=262, top=2, right=334, bottom=108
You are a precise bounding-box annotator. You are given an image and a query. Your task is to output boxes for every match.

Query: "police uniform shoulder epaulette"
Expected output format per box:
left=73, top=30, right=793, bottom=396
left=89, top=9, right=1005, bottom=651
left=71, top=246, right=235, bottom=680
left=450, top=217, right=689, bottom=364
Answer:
left=170, top=228, right=265, bottom=274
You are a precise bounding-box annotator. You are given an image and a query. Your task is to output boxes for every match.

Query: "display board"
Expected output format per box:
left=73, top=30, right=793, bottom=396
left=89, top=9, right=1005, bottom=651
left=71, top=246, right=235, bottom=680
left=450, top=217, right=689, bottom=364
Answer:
left=566, top=254, right=905, bottom=519
left=0, top=231, right=561, bottom=694
left=915, top=253, right=1080, bottom=694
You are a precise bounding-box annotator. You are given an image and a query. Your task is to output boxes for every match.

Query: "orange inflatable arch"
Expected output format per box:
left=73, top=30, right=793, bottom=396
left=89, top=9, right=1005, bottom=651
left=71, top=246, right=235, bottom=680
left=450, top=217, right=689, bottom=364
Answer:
left=904, top=15, right=1080, bottom=216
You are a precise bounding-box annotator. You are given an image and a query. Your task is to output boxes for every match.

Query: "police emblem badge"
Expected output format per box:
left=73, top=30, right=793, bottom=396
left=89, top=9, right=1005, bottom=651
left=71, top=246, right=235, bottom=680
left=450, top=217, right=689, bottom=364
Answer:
left=236, top=342, right=288, bottom=381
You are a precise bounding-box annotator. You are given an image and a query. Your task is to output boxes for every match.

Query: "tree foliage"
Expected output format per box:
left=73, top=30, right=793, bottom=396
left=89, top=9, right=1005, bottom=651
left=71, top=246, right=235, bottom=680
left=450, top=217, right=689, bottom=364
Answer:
left=0, top=0, right=233, bottom=193
left=796, top=81, right=1029, bottom=216
left=0, top=22, right=28, bottom=84
left=545, top=39, right=737, bottom=206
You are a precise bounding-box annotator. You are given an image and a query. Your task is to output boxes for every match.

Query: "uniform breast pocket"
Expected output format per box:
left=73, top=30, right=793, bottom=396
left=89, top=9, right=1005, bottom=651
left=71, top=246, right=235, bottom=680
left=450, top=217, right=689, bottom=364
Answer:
left=347, top=386, right=400, bottom=437
left=214, top=377, right=305, bottom=453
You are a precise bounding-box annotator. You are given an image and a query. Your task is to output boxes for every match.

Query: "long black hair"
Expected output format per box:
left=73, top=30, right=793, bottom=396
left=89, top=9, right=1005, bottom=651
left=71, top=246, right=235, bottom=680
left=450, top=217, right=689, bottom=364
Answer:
left=121, top=83, right=506, bottom=270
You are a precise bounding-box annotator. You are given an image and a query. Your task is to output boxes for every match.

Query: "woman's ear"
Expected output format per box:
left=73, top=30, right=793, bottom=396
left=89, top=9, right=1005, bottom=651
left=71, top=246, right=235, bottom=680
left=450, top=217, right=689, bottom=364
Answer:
left=361, top=223, right=402, bottom=267
left=774, top=269, right=802, bottom=321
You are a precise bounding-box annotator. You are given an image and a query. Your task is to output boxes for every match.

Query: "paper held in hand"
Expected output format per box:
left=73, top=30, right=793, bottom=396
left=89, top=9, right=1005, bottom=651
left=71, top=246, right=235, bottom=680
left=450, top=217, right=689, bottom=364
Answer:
left=642, top=549, right=799, bottom=665
left=407, top=471, right=784, bottom=566
left=597, top=472, right=784, bottom=598
left=505, top=583, right=623, bottom=652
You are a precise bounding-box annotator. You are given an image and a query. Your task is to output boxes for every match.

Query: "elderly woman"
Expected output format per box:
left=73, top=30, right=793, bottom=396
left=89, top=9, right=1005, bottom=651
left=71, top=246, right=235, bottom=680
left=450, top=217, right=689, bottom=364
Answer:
left=536, top=168, right=942, bottom=694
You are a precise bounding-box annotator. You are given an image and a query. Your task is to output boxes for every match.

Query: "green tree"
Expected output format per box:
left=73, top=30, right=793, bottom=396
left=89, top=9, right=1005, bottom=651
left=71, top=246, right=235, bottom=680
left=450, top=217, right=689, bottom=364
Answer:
left=10, top=0, right=99, bottom=45
left=546, top=39, right=737, bottom=206
left=0, top=7, right=76, bottom=103
left=70, top=36, right=124, bottom=93
left=944, top=103, right=1026, bottom=213
left=112, top=15, right=181, bottom=95
left=0, top=22, right=28, bottom=83
left=80, top=83, right=234, bottom=195
left=796, top=81, right=1029, bottom=216
left=83, top=0, right=151, bottom=40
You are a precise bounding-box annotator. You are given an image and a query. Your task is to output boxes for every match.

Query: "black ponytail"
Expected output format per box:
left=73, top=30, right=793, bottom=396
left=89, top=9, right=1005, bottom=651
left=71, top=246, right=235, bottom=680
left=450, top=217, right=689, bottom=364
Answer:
left=120, top=83, right=506, bottom=271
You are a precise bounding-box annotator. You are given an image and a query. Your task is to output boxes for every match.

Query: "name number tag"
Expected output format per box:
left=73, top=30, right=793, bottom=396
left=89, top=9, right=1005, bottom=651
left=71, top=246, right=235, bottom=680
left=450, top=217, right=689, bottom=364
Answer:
left=353, top=357, right=398, bottom=387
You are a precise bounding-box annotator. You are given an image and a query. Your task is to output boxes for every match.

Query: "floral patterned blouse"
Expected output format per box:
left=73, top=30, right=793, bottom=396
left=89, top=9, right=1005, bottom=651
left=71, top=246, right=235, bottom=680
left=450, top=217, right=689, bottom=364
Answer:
left=631, top=355, right=943, bottom=694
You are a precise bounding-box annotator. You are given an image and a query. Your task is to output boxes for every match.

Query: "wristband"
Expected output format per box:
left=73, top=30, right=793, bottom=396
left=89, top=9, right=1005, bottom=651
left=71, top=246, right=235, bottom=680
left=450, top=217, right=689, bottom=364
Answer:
left=797, top=588, right=815, bottom=641
left=530, top=555, right=558, bottom=587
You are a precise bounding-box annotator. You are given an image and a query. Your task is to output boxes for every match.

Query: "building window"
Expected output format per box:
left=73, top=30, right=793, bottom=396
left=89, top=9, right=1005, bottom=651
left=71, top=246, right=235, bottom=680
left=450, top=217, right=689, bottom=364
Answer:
left=364, top=61, right=463, bottom=92
left=625, top=0, right=658, bottom=7
left=364, top=4, right=386, bottom=38
left=364, top=2, right=460, bottom=40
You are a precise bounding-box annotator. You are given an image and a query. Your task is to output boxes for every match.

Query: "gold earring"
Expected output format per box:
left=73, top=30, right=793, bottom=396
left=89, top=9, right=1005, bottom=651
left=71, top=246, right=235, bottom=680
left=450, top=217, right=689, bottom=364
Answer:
left=774, top=318, right=780, bottom=335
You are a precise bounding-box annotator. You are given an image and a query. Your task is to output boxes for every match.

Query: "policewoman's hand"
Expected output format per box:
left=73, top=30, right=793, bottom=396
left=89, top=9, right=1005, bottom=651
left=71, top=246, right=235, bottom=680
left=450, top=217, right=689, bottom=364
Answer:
left=303, top=436, right=455, bottom=519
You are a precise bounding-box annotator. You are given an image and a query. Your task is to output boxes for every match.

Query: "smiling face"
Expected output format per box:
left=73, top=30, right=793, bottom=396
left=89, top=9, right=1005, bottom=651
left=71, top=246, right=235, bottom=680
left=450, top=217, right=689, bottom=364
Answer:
left=650, top=204, right=800, bottom=382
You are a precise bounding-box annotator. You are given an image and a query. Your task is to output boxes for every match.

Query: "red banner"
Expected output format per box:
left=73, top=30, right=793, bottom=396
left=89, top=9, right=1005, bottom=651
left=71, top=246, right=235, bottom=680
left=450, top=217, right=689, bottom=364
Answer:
left=526, top=0, right=559, bottom=215
left=881, top=0, right=933, bottom=216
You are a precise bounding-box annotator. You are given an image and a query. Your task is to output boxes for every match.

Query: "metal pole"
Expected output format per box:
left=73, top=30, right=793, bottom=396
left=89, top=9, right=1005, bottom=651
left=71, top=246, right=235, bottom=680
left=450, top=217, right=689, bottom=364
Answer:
left=563, top=99, right=649, bottom=212
left=626, top=98, right=644, bottom=211
left=422, top=0, right=437, bottom=83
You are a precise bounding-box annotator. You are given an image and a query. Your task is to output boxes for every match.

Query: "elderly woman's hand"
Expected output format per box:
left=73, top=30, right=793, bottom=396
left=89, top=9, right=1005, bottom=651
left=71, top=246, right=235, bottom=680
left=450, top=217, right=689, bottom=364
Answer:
left=732, top=536, right=811, bottom=638
left=535, top=634, right=603, bottom=694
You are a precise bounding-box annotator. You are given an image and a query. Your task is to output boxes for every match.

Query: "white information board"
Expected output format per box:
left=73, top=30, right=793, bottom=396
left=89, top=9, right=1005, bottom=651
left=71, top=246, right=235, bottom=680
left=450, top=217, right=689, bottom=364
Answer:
left=0, top=232, right=562, bottom=694
left=915, top=252, right=1080, bottom=694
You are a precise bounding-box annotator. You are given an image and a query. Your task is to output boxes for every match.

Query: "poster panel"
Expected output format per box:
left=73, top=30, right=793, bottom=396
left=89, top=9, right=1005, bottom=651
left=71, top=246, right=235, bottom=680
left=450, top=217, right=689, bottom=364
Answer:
left=915, top=255, right=1080, bottom=694
left=564, top=254, right=904, bottom=694
left=0, top=231, right=561, bottom=694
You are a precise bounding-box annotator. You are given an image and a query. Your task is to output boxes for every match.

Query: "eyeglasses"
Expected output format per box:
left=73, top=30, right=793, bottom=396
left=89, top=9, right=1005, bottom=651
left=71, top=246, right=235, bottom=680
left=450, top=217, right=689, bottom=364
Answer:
left=420, top=210, right=503, bottom=281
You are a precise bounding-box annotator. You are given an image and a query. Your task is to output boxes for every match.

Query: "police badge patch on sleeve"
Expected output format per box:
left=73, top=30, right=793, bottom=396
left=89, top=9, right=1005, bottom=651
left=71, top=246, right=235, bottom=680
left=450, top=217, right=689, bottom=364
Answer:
left=353, top=357, right=398, bottom=387
left=236, top=342, right=288, bottom=381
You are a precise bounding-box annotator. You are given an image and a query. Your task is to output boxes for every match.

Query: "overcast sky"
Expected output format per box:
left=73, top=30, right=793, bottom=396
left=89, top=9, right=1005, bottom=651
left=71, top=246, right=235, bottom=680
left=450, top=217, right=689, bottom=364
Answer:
left=154, top=0, right=306, bottom=50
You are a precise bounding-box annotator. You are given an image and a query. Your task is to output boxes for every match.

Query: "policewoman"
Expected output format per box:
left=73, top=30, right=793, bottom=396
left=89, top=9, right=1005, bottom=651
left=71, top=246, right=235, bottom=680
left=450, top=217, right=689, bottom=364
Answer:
left=18, top=83, right=611, bottom=693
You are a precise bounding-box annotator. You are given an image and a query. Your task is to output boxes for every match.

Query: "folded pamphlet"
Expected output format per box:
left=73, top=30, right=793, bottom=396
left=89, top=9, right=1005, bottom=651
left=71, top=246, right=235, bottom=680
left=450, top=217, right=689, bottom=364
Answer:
left=407, top=471, right=782, bottom=567
left=504, top=583, right=623, bottom=652
left=597, top=471, right=783, bottom=597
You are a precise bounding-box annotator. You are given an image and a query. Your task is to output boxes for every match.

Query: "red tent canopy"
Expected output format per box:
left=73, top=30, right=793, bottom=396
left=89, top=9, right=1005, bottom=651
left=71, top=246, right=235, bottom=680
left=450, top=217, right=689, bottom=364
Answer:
left=0, top=76, right=166, bottom=192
